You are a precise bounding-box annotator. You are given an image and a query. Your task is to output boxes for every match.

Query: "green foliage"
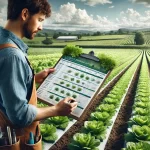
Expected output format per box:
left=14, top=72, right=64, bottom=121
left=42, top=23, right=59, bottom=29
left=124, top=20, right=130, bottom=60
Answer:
left=37, top=101, right=48, bottom=107
left=90, top=112, right=111, bottom=126
left=40, top=124, right=58, bottom=142
left=122, top=142, right=150, bottom=150
left=134, top=101, right=148, bottom=108
left=44, top=116, right=70, bottom=130
left=104, top=97, right=119, bottom=105
left=98, top=53, right=116, bottom=71
left=53, top=33, right=59, bottom=39
left=68, top=133, right=100, bottom=150
left=62, top=45, right=83, bottom=57
left=128, top=116, right=150, bottom=127
left=133, top=107, right=149, bottom=116
left=134, top=32, right=145, bottom=45
left=96, top=104, right=115, bottom=116
left=42, top=37, right=53, bottom=45
left=125, top=125, right=150, bottom=142
left=83, top=121, right=106, bottom=140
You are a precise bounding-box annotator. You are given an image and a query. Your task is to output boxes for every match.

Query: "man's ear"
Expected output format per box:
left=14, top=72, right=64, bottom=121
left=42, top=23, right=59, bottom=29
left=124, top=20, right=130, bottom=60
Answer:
left=21, top=8, right=29, bottom=21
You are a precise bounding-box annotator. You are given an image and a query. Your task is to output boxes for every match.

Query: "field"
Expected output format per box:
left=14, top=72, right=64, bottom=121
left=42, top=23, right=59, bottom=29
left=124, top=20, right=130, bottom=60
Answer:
left=26, top=34, right=150, bottom=150
left=24, top=34, right=150, bottom=46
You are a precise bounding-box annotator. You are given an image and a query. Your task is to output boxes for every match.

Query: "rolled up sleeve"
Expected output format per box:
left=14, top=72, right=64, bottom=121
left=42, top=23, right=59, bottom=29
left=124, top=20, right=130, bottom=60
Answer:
left=0, top=54, right=37, bottom=128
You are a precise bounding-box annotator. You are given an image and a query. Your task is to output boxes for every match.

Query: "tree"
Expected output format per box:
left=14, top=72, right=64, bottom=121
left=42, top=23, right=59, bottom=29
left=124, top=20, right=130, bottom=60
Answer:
left=117, top=29, right=124, bottom=34
left=36, top=33, right=45, bottom=37
left=53, top=33, right=59, bottom=39
left=42, top=37, right=53, bottom=44
left=134, top=32, right=145, bottom=45
left=77, top=34, right=82, bottom=39
left=93, top=31, right=101, bottom=36
left=45, top=32, right=49, bottom=38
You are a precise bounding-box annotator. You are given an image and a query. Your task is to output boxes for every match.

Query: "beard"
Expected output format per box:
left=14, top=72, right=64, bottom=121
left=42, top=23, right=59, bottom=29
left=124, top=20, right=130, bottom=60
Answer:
left=23, top=19, right=36, bottom=39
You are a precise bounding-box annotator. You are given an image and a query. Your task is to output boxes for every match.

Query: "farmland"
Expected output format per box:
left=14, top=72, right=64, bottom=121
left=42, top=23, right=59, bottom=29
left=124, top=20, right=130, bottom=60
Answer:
left=26, top=34, right=150, bottom=150
left=24, top=34, right=150, bottom=47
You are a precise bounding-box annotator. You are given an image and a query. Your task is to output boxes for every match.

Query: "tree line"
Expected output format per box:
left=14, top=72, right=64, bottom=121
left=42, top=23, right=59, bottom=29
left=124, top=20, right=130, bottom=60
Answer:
left=37, top=30, right=146, bottom=45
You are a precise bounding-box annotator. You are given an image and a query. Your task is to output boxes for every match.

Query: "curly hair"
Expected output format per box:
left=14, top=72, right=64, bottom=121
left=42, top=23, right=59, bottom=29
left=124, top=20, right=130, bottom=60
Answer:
left=7, top=0, right=51, bottom=20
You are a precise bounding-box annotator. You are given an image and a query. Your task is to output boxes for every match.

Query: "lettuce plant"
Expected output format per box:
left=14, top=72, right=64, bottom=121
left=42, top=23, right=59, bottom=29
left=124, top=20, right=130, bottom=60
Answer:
left=83, top=121, right=106, bottom=140
left=134, top=102, right=148, bottom=109
left=44, top=116, right=70, bottom=130
left=122, top=142, right=150, bottom=150
left=125, top=125, right=150, bottom=142
left=96, top=104, right=115, bottom=116
left=90, top=112, right=111, bottom=126
left=128, top=116, right=150, bottom=127
left=104, top=98, right=119, bottom=106
left=135, top=97, right=149, bottom=102
left=40, top=124, right=58, bottom=142
left=68, top=133, right=100, bottom=150
left=133, top=108, right=149, bottom=116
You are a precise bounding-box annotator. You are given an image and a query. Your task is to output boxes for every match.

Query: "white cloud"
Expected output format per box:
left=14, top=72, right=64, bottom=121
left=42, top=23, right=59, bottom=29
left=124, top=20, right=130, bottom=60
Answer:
left=131, top=0, right=150, bottom=7
left=0, top=0, right=7, bottom=26
left=0, top=7, right=7, bottom=26
left=109, top=6, right=114, bottom=8
left=145, top=10, right=150, bottom=16
left=44, top=3, right=150, bottom=31
left=50, top=3, right=94, bottom=25
left=120, top=9, right=141, bottom=21
left=45, top=2, right=117, bottom=31
left=116, top=8, right=150, bottom=29
left=80, top=0, right=112, bottom=6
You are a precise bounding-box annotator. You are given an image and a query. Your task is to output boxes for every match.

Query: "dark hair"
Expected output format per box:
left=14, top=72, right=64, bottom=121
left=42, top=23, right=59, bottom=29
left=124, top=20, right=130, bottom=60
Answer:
left=7, top=0, right=51, bottom=20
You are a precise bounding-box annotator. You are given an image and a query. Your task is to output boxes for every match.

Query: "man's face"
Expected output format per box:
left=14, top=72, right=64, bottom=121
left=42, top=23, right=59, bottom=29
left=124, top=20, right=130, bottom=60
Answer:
left=23, top=12, right=45, bottom=39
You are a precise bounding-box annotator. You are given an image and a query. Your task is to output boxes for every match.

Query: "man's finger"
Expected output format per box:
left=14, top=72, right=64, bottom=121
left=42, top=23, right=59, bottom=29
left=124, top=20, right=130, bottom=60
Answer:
left=48, top=68, right=55, bottom=73
left=70, top=102, right=78, bottom=107
left=44, top=68, right=55, bottom=73
left=64, top=97, right=74, bottom=103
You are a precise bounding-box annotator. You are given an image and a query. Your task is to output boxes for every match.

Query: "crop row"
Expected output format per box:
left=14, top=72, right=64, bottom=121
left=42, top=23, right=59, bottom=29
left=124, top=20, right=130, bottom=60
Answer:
left=103, top=51, right=141, bottom=87
left=123, top=52, right=150, bottom=150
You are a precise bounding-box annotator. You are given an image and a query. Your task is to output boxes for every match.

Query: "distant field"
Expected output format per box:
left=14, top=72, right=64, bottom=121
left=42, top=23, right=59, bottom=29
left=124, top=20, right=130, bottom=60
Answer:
left=24, top=34, right=150, bottom=46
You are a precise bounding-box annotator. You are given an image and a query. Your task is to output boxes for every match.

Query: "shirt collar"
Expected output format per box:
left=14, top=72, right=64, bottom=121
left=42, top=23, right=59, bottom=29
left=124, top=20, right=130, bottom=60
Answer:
left=0, top=26, right=28, bottom=54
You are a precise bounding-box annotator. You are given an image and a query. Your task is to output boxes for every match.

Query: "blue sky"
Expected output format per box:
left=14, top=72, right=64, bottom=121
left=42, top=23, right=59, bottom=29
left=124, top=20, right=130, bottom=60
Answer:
left=0, top=0, right=150, bottom=31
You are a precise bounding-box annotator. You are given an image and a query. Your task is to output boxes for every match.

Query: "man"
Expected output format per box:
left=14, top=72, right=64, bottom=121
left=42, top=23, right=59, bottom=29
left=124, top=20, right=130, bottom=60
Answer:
left=0, top=0, right=77, bottom=149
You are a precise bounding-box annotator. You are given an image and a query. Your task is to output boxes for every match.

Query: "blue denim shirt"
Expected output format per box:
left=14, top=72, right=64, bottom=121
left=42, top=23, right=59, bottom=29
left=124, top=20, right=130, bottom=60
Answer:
left=0, top=26, right=37, bottom=128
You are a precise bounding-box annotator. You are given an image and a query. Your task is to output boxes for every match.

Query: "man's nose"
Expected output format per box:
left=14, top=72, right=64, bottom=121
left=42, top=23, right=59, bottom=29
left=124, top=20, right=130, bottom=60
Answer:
left=38, top=24, right=43, bottom=30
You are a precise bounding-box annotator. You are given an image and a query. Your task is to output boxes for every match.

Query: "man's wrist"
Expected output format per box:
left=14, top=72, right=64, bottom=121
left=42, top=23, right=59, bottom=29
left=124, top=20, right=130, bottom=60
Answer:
left=50, top=105, right=60, bottom=116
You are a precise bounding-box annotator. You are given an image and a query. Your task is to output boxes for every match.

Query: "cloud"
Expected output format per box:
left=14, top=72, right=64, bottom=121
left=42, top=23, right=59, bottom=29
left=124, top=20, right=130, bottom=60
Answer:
left=45, top=2, right=117, bottom=31
left=116, top=8, right=150, bottom=29
left=0, top=0, right=7, bottom=26
left=120, top=8, right=141, bottom=21
left=1, top=1, right=149, bottom=31
left=109, top=6, right=114, bottom=8
left=45, top=3, right=150, bottom=31
left=51, top=3, right=94, bottom=25
left=0, top=7, right=7, bottom=26
left=131, top=0, right=150, bottom=7
left=79, top=0, right=112, bottom=6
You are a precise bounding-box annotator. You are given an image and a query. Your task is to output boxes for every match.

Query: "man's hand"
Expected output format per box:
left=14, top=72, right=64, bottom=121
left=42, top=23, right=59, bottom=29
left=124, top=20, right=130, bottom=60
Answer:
left=55, top=97, right=78, bottom=116
left=35, top=68, right=55, bottom=84
left=35, top=97, right=78, bottom=121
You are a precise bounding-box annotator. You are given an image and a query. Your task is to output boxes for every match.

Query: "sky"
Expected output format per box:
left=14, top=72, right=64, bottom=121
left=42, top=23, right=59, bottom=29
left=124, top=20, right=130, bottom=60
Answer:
left=0, top=0, right=150, bottom=31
